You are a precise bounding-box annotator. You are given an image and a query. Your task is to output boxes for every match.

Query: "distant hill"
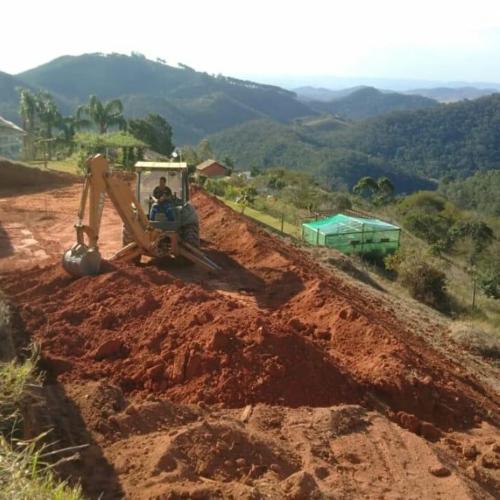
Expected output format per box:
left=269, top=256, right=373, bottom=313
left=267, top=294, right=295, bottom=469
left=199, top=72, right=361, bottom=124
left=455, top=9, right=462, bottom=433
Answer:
left=294, top=86, right=369, bottom=102
left=405, top=87, right=498, bottom=103
left=207, top=119, right=434, bottom=193
left=0, top=72, right=29, bottom=123
left=308, top=87, right=438, bottom=119
left=7, top=53, right=315, bottom=143
left=294, top=114, right=350, bottom=132
left=330, top=93, right=500, bottom=179
left=209, top=93, right=500, bottom=187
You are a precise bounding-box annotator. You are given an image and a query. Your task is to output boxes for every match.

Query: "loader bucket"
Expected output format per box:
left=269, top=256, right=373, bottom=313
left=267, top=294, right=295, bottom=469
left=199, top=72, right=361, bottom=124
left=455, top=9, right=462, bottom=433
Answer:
left=62, top=243, right=102, bottom=277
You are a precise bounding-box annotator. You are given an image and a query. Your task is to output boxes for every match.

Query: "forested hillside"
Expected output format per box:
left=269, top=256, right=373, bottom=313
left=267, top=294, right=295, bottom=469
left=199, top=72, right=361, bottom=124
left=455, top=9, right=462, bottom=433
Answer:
left=4, top=53, right=314, bottom=143
left=208, top=119, right=433, bottom=192
left=294, top=86, right=367, bottom=102
left=308, top=87, right=438, bottom=119
left=405, top=87, right=498, bottom=103
left=331, top=93, right=500, bottom=178
left=0, top=72, right=32, bottom=122
left=3, top=53, right=500, bottom=192
left=439, top=170, right=500, bottom=215
left=209, top=93, right=500, bottom=184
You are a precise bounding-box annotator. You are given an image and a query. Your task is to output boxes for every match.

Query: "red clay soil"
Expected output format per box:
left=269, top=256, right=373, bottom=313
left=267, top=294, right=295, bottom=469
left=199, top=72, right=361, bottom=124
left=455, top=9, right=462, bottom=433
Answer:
left=1, top=189, right=499, bottom=435
left=0, top=157, right=76, bottom=194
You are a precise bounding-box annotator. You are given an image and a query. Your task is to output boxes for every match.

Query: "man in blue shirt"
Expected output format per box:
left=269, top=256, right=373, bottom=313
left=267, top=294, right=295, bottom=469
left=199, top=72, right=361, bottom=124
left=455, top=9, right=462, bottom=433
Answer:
left=150, top=176, right=174, bottom=221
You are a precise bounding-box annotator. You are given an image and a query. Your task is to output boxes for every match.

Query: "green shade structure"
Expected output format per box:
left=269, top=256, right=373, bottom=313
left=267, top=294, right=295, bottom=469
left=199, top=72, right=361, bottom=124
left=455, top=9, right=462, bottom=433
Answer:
left=302, top=214, right=400, bottom=256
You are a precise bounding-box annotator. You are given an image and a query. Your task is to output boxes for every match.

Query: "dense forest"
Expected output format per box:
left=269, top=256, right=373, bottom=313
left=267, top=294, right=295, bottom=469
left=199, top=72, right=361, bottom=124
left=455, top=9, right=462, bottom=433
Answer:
left=439, top=170, right=500, bottom=215
left=329, top=94, right=500, bottom=178
left=207, top=119, right=434, bottom=192
left=208, top=93, right=500, bottom=184
left=308, top=87, right=438, bottom=119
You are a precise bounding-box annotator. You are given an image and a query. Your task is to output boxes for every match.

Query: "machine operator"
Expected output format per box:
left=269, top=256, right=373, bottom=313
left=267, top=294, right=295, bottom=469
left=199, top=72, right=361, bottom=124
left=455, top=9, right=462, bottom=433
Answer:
left=150, top=176, right=174, bottom=221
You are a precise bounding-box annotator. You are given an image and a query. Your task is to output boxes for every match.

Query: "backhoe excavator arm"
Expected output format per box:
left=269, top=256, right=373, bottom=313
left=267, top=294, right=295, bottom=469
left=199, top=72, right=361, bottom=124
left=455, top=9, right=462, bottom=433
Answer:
left=62, top=154, right=220, bottom=277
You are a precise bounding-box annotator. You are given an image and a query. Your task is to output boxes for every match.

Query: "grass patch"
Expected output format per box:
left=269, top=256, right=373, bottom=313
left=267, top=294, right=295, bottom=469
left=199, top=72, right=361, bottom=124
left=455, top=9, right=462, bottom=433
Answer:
left=0, top=353, right=39, bottom=436
left=25, top=158, right=80, bottom=175
left=450, top=322, right=500, bottom=359
left=0, top=295, right=84, bottom=499
left=221, top=199, right=302, bottom=238
left=0, top=434, right=83, bottom=500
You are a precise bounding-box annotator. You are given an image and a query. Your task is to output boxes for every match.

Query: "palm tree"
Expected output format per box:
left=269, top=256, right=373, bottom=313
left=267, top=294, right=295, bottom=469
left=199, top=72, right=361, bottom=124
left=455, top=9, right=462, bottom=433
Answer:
left=19, top=89, right=37, bottom=159
left=35, top=92, right=62, bottom=159
left=56, top=116, right=80, bottom=154
left=74, top=105, right=92, bottom=130
left=80, top=95, right=125, bottom=134
left=19, top=89, right=37, bottom=132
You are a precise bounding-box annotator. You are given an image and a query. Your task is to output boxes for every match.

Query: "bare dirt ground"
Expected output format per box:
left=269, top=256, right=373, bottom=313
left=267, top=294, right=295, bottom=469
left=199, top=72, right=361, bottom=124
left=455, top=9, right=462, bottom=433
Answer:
left=1, top=161, right=499, bottom=498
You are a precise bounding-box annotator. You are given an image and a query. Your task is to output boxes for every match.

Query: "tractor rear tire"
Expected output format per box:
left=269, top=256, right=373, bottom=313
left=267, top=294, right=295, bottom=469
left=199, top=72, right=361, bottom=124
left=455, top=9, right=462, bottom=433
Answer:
left=180, top=223, right=200, bottom=248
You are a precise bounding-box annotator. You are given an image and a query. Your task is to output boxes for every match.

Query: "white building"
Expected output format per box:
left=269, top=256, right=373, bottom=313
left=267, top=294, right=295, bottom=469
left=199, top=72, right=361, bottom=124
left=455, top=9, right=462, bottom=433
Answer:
left=0, top=116, right=25, bottom=159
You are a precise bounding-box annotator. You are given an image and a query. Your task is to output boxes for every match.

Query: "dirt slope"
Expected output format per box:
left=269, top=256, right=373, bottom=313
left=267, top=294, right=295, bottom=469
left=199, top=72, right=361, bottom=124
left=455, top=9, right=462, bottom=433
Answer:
left=1, top=171, right=499, bottom=498
left=2, top=189, right=499, bottom=429
left=27, top=381, right=499, bottom=499
left=0, top=157, right=76, bottom=194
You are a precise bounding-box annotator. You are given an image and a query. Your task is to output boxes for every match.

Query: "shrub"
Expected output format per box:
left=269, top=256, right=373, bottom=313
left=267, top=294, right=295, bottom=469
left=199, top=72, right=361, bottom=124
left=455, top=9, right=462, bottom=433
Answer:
left=385, top=251, right=449, bottom=311
left=204, top=178, right=226, bottom=197
left=450, top=323, right=500, bottom=359
left=479, top=273, right=500, bottom=299
left=403, top=212, right=453, bottom=245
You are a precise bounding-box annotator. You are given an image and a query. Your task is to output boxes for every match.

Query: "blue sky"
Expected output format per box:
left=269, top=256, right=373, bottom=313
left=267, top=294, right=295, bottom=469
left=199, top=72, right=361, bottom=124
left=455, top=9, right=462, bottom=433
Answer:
left=3, top=0, right=500, bottom=84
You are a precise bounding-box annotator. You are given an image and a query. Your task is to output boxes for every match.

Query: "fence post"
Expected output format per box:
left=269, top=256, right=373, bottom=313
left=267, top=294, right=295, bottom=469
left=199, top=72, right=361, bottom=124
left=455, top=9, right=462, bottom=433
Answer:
left=280, top=213, right=284, bottom=233
left=472, top=274, right=477, bottom=311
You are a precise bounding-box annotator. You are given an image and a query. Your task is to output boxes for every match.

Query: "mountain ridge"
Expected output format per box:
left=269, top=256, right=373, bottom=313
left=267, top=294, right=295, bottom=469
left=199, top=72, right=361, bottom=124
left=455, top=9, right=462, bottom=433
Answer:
left=3, top=53, right=315, bottom=143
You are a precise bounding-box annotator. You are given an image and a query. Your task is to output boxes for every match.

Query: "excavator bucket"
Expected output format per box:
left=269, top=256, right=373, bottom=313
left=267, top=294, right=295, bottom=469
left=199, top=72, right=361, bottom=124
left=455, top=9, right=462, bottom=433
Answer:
left=62, top=243, right=102, bottom=277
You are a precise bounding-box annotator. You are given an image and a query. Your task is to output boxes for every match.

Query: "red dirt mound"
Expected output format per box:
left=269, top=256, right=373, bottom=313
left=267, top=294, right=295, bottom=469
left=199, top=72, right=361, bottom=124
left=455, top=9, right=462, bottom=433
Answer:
left=0, top=157, right=76, bottom=194
left=1, top=190, right=499, bottom=432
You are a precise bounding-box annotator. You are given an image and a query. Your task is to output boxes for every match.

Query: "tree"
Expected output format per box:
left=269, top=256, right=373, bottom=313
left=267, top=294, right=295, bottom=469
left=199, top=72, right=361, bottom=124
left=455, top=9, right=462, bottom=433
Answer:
left=352, top=176, right=379, bottom=199
left=223, top=156, right=234, bottom=169
left=197, top=139, right=214, bottom=161
left=128, top=113, right=174, bottom=156
left=376, top=176, right=395, bottom=202
left=250, top=166, right=262, bottom=177
left=74, top=131, right=146, bottom=170
left=353, top=175, right=395, bottom=205
left=56, top=116, right=77, bottom=154
left=450, top=220, right=494, bottom=263
left=18, top=89, right=37, bottom=159
left=34, top=91, right=62, bottom=159
left=239, top=186, right=257, bottom=213
left=19, top=89, right=37, bottom=133
left=79, top=95, right=125, bottom=134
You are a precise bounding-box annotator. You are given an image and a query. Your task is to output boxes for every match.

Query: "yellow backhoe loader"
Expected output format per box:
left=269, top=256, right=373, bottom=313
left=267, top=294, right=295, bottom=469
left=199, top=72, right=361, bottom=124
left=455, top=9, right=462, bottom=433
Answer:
left=62, top=154, right=220, bottom=276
